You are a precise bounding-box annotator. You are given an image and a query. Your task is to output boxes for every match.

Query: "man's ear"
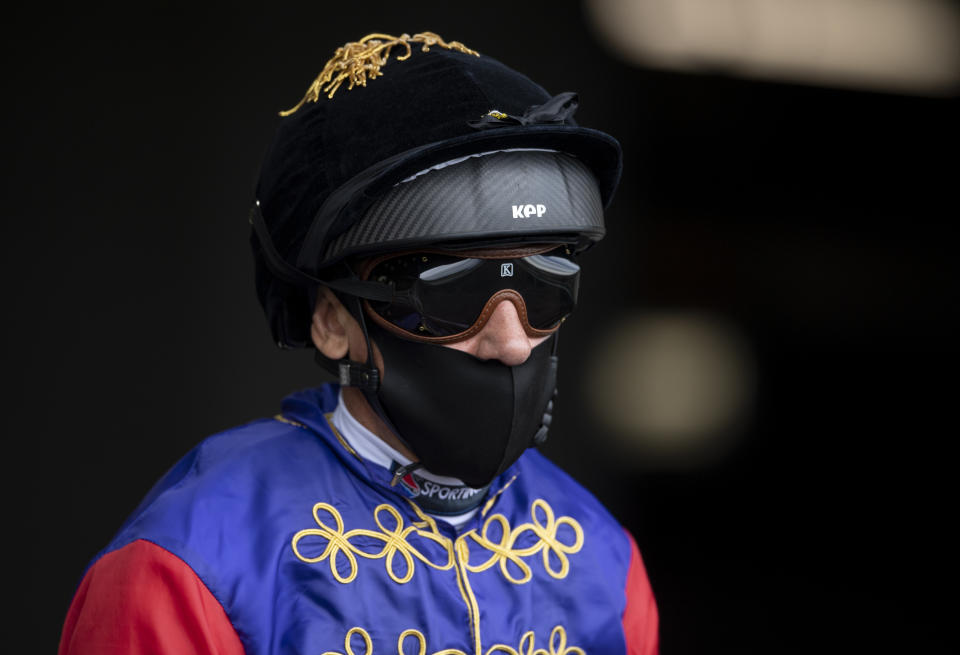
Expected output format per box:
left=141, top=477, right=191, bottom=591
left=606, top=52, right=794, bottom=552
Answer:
left=311, top=287, right=350, bottom=360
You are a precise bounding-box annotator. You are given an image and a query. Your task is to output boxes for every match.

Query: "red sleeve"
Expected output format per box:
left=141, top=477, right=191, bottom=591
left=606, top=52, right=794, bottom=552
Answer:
left=58, top=539, right=245, bottom=655
left=622, top=529, right=659, bottom=655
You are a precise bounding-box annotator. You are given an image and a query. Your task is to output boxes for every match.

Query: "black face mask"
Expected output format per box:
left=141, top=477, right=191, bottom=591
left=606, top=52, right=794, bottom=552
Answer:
left=360, top=322, right=558, bottom=489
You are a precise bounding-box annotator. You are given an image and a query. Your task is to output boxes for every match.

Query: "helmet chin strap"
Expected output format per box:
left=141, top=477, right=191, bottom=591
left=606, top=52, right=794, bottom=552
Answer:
left=312, top=276, right=427, bottom=485
left=352, top=293, right=428, bottom=485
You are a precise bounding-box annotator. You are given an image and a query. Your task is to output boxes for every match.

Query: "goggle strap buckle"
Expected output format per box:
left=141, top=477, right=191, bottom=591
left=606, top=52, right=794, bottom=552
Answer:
left=337, top=360, right=381, bottom=392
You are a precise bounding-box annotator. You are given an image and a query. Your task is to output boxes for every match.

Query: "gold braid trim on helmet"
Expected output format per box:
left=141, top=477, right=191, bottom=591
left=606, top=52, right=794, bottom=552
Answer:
left=280, top=32, right=479, bottom=115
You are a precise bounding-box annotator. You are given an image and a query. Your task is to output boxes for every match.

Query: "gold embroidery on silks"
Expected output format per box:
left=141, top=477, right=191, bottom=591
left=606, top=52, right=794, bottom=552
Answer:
left=323, top=627, right=373, bottom=655
left=481, top=475, right=518, bottom=517
left=324, top=412, right=364, bottom=461
left=293, top=497, right=585, bottom=654
left=485, top=626, right=587, bottom=655
left=273, top=414, right=307, bottom=429
left=461, top=499, right=584, bottom=584
left=292, top=503, right=454, bottom=584
left=319, top=625, right=585, bottom=655
left=292, top=498, right=583, bottom=585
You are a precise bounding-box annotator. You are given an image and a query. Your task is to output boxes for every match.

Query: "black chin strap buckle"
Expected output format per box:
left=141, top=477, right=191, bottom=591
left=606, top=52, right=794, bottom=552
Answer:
left=338, top=360, right=380, bottom=392
left=533, top=393, right=555, bottom=446
left=313, top=351, right=380, bottom=392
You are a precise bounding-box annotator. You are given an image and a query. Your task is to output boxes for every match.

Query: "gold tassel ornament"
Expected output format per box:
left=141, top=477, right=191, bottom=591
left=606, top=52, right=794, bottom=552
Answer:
left=279, top=32, right=479, bottom=116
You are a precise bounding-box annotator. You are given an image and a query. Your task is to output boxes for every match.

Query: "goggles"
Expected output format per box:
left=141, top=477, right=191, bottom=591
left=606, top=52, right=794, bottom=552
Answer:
left=355, top=246, right=581, bottom=343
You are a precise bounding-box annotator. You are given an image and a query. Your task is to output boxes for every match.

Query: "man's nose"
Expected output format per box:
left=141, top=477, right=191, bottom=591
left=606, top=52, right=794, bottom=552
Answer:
left=447, top=299, right=545, bottom=366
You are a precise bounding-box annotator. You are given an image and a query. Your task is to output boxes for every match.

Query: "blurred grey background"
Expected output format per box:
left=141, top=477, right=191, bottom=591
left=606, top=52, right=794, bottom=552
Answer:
left=6, top=1, right=957, bottom=653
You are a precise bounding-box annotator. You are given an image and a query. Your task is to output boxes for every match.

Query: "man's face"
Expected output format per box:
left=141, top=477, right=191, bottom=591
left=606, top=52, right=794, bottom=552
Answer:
left=311, top=246, right=571, bottom=466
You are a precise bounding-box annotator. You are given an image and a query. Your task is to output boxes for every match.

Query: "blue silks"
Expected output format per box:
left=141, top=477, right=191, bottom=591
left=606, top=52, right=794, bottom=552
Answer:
left=94, top=384, right=633, bottom=654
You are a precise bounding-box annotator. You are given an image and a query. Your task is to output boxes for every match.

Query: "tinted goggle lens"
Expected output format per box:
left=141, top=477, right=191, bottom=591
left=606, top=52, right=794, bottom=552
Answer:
left=364, top=251, right=580, bottom=339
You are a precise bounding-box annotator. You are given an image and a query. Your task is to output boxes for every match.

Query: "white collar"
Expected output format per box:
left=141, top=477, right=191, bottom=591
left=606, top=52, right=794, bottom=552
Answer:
left=330, top=389, right=482, bottom=529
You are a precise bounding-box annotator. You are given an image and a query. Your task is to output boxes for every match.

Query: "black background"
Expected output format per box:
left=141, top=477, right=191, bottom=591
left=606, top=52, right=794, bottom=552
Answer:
left=7, top=2, right=957, bottom=653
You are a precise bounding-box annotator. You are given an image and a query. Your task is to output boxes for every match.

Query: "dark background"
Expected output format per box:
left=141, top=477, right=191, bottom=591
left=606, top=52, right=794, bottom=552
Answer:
left=7, top=2, right=957, bottom=653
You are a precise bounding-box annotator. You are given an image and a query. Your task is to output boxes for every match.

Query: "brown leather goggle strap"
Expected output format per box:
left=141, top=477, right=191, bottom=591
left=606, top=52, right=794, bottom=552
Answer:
left=358, top=245, right=563, bottom=344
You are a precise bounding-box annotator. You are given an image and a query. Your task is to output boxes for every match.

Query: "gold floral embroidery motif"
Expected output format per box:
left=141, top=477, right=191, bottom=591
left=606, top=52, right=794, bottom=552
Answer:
left=292, top=503, right=454, bottom=584
left=291, top=498, right=583, bottom=587
left=460, top=499, right=584, bottom=584
left=320, top=625, right=584, bottom=655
